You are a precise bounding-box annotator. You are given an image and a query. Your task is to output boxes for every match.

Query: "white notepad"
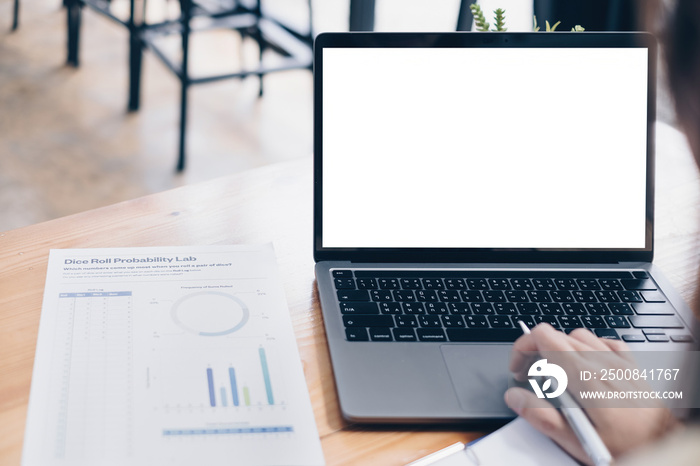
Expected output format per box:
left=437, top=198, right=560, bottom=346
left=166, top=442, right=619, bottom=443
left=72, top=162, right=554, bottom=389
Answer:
left=410, top=417, right=578, bottom=466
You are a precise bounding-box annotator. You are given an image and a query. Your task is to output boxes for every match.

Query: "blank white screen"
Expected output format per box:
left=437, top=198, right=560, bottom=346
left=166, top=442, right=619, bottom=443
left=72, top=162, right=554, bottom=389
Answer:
left=322, top=48, right=648, bottom=249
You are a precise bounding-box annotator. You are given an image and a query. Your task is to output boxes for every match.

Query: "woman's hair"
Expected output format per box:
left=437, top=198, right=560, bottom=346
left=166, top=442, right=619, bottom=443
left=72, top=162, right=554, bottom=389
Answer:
left=662, top=0, right=700, bottom=422
left=665, top=0, right=700, bottom=163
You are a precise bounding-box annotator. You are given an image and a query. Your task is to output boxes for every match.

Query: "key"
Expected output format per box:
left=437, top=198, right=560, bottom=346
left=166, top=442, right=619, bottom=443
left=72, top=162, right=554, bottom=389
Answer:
left=392, top=328, right=417, bottom=341
left=595, top=291, right=618, bottom=302
left=465, top=315, right=489, bottom=328
left=494, top=303, right=518, bottom=315
left=423, top=279, right=444, bottom=290
left=343, top=315, right=393, bottom=327
left=577, top=279, right=601, bottom=290
left=511, top=279, right=533, bottom=290
left=442, top=315, right=465, bottom=328
left=562, top=303, right=586, bottom=315
left=426, top=302, right=448, bottom=315
left=533, top=279, right=556, bottom=290
left=540, top=303, right=564, bottom=315
left=337, top=290, right=369, bottom=302
left=618, top=291, right=643, bottom=303
left=581, top=315, right=607, bottom=328
left=340, top=302, right=379, bottom=314
left=632, top=303, right=675, bottom=315
left=528, top=291, right=552, bottom=302
left=417, top=329, right=447, bottom=342
left=418, top=315, right=441, bottom=328
left=370, top=290, right=393, bottom=302
left=573, top=291, right=597, bottom=303
left=629, top=315, right=684, bottom=328
left=334, top=278, right=355, bottom=289
left=333, top=270, right=353, bottom=278
left=489, top=279, right=511, bottom=290
left=488, top=315, right=514, bottom=328
left=394, top=290, right=416, bottom=302
left=415, top=290, right=438, bottom=302
left=641, top=291, right=666, bottom=303
left=379, top=302, right=402, bottom=314
left=402, top=302, right=425, bottom=314
left=585, top=303, right=609, bottom=316
left=447, top=329, right=522, bottom=342
left=345, top=328, right=369, bottom=341
left=395, top=315, right=418, bottom=328
left=558, top=316, right=583, bottom=328
left=606, top=316, right=630, bottom=328
left=621, top=279, right=657, bottom=290
left=505, top=290, right=529, bottom=302
left=378, top=278, right=399, bottom=289
left=609, top=303, right=633, bottom=315
left=534, top=315, right=560, bottom=328
left=438, top=290, right=461, bottom=302
left=466, top=279, right=488, bottom=290
left=460, top=290, right=484, bottom=302
left=444, top=278, right=466, bottom=290
left=555, top=279, right=578, bottom=290
left=483, top=291, right=506, bottom=303
left=369, top=327, right=393, bottom=341
left=401, top=278, right=422, bottom=289
left=357, top=278, right=378, bottom=289
left=600, top=279, right=623, bottom=290
left=448, top=303, right=472, bottom=315
left=595, top=329, right=619, bottom=340
left=516, top=303, right=540, bottom=315
left=471, top=303, right=495, bottom=315
left=551, top=291, right=574, bottom=303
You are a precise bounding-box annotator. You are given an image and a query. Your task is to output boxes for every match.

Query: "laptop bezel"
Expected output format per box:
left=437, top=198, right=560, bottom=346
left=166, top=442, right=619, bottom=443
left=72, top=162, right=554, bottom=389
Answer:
left=313, top=32, right=657, bottom=264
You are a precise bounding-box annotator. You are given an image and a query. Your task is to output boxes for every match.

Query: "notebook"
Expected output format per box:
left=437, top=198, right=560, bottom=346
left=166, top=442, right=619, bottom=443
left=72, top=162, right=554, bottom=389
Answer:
left=312, top=32, right=696, bottom=422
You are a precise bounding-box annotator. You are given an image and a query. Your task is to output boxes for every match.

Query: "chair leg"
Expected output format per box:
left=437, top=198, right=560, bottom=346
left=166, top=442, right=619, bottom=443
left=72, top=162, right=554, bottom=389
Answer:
left=128, top=33, right=142, bottom=111
left=177, top=0, right=192, bottom=172
left=66, top=0, right=81, bottom=67
left=12, top=0, right=19, bottom=31
left=128, top=0, right=142, bottom=112
left=456, top=0, right=474, bottom=31
left=177, top=81, right=188, bottom=172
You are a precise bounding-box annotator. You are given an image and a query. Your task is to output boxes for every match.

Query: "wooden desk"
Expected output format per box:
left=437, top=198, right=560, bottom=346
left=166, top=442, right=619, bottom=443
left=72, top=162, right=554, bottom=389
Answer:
left=1, top=123, right=698, bottom=465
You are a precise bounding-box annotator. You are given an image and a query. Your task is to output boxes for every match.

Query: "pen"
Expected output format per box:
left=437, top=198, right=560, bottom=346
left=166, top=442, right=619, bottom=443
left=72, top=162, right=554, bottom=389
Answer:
left=517, top=321, right=613, bottom=466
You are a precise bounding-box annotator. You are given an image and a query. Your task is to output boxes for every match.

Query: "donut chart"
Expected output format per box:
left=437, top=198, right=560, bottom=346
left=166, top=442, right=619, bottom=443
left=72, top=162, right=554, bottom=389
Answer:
left=171, top=291, right=249, bottom=336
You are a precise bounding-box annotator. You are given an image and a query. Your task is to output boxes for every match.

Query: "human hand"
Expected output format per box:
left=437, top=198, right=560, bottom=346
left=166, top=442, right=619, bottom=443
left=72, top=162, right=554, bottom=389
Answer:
left=504, top=324, right=679, bottom=464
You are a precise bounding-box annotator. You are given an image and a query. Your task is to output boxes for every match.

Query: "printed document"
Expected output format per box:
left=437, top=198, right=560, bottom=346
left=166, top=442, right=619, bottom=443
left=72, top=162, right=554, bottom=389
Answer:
left=22, top=245, right=324, bottom=466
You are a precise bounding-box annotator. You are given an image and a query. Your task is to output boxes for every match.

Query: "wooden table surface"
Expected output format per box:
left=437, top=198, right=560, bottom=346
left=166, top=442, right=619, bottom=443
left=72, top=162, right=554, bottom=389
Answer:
left=1, top=123, right=699, bottom=465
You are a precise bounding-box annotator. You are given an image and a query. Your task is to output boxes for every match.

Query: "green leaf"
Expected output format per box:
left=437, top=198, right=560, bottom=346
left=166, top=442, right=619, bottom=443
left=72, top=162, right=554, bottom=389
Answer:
left=533, top=15, right=540, bottom=32
left=470, top=3, right=491, bottom=32
left=493, top=8, right=507, bottom=32
left=571, top=25, right=585, bottom=32
left=546, top=20, right=561, bottom=32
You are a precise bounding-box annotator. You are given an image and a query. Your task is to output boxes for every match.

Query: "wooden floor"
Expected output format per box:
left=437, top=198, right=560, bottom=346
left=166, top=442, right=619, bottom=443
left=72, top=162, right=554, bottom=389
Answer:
left=0, top=0, right=676, bottom=231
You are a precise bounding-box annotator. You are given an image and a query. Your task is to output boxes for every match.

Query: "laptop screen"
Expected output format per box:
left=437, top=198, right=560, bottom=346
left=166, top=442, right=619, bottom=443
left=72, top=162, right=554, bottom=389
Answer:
left=315, top=33, right=655, bottom=262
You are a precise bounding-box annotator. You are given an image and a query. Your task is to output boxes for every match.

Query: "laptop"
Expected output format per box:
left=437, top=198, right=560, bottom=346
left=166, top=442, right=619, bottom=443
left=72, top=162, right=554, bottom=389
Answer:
left=313, top=32, right=696, bottom=423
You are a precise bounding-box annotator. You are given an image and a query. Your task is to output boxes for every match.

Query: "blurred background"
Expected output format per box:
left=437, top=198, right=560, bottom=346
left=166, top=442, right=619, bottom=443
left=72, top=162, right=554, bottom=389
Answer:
left=0, top=0, right=672, bottom=231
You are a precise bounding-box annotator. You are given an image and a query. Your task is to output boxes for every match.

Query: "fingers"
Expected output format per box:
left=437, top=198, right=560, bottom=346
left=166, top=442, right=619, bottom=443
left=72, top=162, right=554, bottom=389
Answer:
left=510, top=324, right=591, bottom=375
left=504, top=388, right=592, bottom=465
left=568, top=328, right=611, bottom=351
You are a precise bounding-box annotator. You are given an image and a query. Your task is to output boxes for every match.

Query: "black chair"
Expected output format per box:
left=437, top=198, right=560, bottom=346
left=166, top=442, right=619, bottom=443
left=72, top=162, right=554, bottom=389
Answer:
left=533, top=0, right=639, bottom=31
left=11, top=0, right=19, bottom=30
left=66, top=0, right=313, bottom=171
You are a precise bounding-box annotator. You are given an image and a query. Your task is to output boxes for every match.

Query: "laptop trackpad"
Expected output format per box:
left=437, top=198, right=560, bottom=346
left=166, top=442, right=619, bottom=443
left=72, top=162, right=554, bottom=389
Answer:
left=440, top=345, right=513, bottom=415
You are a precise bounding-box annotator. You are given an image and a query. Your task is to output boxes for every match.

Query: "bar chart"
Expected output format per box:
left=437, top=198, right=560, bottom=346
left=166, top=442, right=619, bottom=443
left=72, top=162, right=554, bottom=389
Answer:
left=204, top=347, right=276, bottom=408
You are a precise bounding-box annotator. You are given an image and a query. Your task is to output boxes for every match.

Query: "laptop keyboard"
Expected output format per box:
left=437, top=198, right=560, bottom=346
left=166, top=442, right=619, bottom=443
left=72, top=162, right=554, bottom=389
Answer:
left=333, top=270, right=692, bottom=343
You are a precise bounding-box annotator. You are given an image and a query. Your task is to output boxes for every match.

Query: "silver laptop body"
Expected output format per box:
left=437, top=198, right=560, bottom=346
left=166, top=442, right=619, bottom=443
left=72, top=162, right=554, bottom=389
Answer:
left=312, top=32, right=696, bottom=423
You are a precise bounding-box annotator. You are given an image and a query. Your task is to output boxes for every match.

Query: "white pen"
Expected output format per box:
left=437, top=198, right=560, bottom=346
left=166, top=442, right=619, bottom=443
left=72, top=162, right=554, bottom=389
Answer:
left=517, top=321, right=613, bottom=466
